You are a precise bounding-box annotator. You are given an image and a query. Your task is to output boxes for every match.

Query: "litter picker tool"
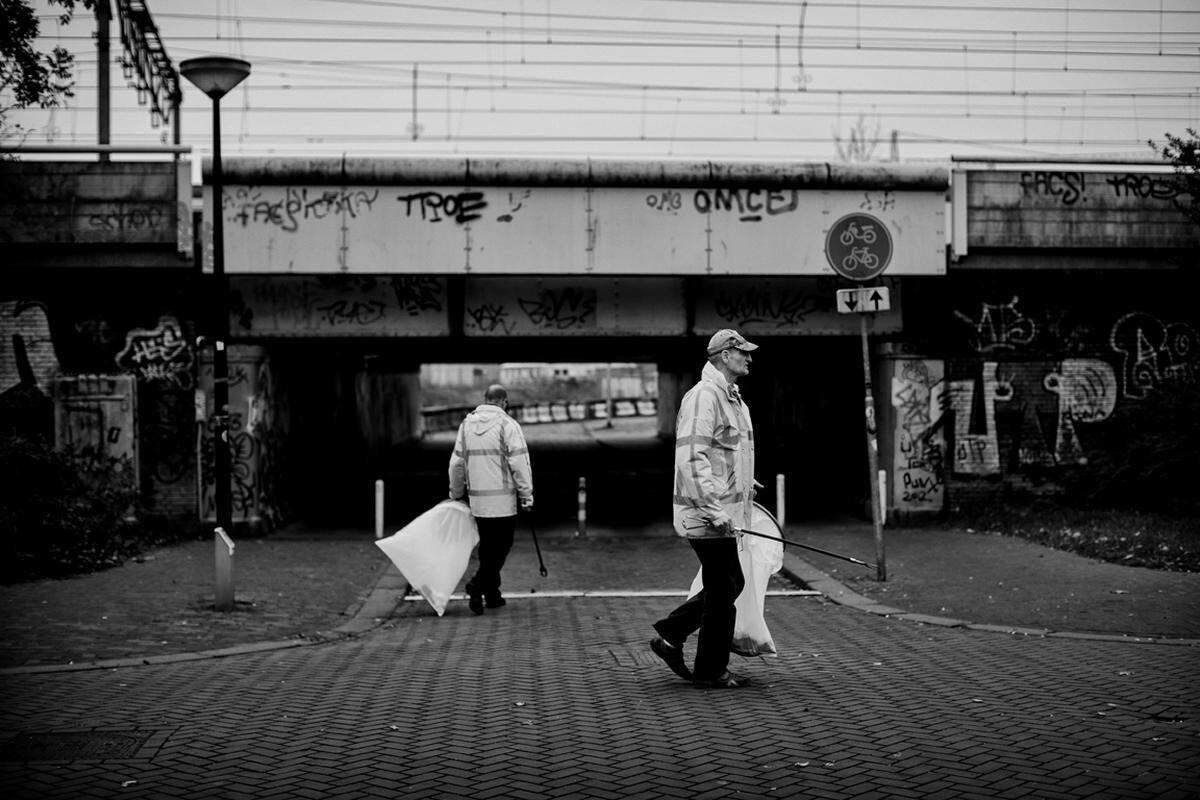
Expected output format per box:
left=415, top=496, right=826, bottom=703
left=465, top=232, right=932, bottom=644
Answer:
left=735, top=501, right=877, bottom=571
left=736, top=526, right=877, bottom=571
left=525, top=508, right=549, bottom=577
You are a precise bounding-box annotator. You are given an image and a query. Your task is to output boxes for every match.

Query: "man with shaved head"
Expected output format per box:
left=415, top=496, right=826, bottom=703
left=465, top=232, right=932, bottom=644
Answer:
left=449, top=383, right=534, bottom=615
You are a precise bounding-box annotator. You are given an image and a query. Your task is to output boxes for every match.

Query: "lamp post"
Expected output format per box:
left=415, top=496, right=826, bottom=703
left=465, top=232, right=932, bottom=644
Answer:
left=180, top=56, right=250, bottom=535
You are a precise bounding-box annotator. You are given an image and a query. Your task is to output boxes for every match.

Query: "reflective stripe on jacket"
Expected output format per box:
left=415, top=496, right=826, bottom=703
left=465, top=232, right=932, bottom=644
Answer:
left=672, top=362, right=755, bottom=539
left=448, top=404, right=534, bottom=518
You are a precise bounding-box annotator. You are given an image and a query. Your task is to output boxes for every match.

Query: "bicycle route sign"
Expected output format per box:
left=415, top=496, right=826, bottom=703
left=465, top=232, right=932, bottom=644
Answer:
left=824, top=213, right=893, bottom=282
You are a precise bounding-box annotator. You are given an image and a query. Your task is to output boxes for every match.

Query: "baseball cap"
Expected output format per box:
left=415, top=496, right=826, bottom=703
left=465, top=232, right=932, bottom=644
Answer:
left=706, top=329, right=759, bottom=355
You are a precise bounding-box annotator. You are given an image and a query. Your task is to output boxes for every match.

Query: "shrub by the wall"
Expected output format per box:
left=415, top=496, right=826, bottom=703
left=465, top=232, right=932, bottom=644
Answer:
left=1060, top=382, right=1200, bottom=517
left=0, top=434, right=143, bottom=582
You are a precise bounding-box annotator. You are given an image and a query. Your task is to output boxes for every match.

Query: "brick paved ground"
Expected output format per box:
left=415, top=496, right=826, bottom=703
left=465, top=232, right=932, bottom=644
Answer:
left=1, top=594, right=1197, bottom=799
left=0, top=536, right=388, bottom=668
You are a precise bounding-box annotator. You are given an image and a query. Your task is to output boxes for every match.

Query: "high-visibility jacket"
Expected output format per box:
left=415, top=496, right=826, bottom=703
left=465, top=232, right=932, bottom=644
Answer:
left=672, top=362, right=755, bottom=538
left=448, top=403, right=533, bottom=518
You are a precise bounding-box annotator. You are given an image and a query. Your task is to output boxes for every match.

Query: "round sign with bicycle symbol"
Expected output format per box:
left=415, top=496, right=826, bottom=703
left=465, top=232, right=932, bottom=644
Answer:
left=824, top=213, right=893, bottom=282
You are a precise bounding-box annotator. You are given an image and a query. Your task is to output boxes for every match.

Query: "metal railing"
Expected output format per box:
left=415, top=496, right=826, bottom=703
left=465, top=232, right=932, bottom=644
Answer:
left=422, top=397, right=658, bottom=434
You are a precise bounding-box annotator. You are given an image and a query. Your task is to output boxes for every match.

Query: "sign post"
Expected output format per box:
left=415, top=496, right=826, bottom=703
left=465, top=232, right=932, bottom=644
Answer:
left=827, top=213, right=891, bottom=581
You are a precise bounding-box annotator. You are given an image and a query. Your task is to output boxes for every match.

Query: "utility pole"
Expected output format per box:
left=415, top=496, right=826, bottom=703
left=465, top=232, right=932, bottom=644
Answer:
left=96, top=0, right=111, bottom=160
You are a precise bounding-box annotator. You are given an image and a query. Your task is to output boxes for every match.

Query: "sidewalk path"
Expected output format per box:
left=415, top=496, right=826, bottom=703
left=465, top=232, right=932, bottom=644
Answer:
left=780, top=521, right=1200, bottom=640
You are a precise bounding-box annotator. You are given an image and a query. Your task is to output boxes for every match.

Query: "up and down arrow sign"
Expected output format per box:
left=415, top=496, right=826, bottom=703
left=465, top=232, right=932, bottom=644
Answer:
left=836, top=286, right=891, bottom=314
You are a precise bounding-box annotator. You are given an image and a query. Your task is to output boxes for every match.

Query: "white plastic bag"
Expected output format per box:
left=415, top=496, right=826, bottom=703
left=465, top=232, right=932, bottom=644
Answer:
left=375, top=500, right=479, bottom=616
left=687, top=503, right=784, bottom=656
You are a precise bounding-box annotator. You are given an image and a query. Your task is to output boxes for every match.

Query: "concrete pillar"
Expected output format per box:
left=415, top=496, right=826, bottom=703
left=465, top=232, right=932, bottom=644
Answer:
left=198, top=345, right=268, bottom=525
left=656, top=367, right=696, bottom=439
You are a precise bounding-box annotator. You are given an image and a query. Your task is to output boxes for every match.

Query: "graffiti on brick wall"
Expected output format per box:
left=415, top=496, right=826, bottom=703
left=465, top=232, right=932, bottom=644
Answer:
left=1109, top=312, right=1198, bottom=400
left=950, top=363, right=1009, bottom=475
left=954, top=296, right=1038, bottom=353
left=1044, top=359, right=1118, bottom=464
left=1, top=300, right=60, bottom=394
left=950, top=359, right=1117, bottom=475
left=115, top=316, right=194, bottom=389
left=890, top=360, right=946, bottom=511
left=144, top=388, right=192, bottom=485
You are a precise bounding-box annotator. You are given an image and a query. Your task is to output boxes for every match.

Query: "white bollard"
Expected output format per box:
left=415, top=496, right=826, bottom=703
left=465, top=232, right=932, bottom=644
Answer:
left=374, top=479, right=385, bottom=539
left=775, top=473, right=786, bottom=528
left=576, top=476, right=587, bottom=537
left=878, top=469, right=888, bottom=526
left=214, top=527, right=235, bottom=612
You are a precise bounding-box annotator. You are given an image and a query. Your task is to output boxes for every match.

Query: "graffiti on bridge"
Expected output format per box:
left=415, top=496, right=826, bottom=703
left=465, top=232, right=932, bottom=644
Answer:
left=88, top=206, right=166, bottom=233
left=518, top=288, right=597, bottom=330
left=1019, top=171, right=1187, bottom=206
left=466, top=287, right=598, bottom=335
left=392, top=277, right=444, bottom=315
left=233, top=276, right=446, bottom=335
left=713, top=285, right=829, bottom=328
left=396, top=190, right=486, bottom=224
left=226, top=186, right=380, bottom=233
left=643, top=188, right=801, bottom=222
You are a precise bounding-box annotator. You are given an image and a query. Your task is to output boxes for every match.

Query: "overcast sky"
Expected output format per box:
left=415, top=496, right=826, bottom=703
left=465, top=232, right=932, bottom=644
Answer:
left=6, top=0, right=1199, bottom=163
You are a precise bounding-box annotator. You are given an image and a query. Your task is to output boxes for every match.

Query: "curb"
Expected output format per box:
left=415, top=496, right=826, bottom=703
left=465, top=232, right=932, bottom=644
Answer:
left=0, top=567, right=410, bottom=676
left=781, top=552, right=1200, bottom=647
left=8, top=552, right=1195, bottom=676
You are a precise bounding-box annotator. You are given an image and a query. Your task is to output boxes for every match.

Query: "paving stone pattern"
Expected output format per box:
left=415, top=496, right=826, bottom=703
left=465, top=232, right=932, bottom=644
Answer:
left=1, top=594, right=1197, bottom=799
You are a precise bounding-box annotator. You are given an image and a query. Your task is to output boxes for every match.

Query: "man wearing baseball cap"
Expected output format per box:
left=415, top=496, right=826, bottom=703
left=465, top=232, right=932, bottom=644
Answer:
left=650, top=328, right=760, bottom=689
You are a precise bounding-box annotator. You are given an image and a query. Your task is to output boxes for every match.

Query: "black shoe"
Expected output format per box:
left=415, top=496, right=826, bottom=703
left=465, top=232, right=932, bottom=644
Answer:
left=467, top=586, right=484, bottom=616
left=650, top=637, right=692, bottom=681
left=693, top=670, right=751, bottom=689
left=485, top=594, right=506, bottom=609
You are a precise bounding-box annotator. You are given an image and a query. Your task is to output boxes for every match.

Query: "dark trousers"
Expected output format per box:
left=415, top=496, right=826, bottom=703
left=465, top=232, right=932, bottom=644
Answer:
left=467, top=515, right=516, bottom=598
left=653, top=537, right=745, bottom=681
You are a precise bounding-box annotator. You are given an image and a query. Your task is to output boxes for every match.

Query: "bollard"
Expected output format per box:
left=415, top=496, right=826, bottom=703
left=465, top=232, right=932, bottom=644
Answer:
left=374, top=479, right=385, bottom=539
left=576, top=476, right=587, bottom=537
left=214, top=526, right=235, bottom=612
left=775, top=473, right=786, bottom=528
left=878, top=469, right=888, bottom=526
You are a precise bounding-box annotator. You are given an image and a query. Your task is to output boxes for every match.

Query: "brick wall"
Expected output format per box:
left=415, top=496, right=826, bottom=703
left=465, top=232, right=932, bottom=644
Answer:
left=941, top=270, right=1198, bottom=509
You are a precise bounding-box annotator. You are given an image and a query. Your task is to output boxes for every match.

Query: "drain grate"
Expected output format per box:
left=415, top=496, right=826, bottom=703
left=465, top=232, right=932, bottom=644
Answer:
left=0, top=730, right=157, bottom=762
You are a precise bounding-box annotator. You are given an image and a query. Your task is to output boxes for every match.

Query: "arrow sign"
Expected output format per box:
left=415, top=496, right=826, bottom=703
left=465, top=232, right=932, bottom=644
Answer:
left=836, top=286, right=891, bottom=314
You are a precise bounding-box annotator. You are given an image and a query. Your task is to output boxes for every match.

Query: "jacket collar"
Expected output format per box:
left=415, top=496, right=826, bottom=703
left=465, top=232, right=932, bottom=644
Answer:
left=702, top=362, right=742, bottom=403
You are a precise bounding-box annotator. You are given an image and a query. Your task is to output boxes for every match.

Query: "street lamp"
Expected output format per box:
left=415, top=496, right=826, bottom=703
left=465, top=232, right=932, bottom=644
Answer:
left=180, top=56, right=250, bottom=536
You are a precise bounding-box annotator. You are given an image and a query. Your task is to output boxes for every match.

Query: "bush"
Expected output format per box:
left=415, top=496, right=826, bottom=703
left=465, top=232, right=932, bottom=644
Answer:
left=1059, top=382, right=1200, bottom=517
left=0, top=433, right=153, bottom=582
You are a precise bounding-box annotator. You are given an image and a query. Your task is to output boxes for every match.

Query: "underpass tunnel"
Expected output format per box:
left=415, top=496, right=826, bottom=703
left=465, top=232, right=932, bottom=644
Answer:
left=268, top=337, right=869, bottom=530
